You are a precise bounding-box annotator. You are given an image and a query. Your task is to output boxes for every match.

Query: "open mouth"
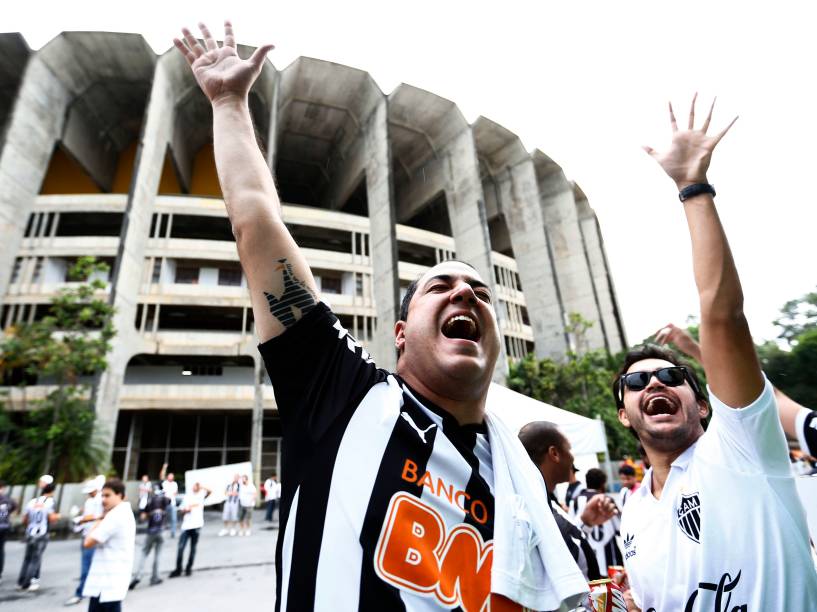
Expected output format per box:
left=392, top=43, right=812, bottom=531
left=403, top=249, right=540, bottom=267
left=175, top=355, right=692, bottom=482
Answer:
left=642, top=394, right=679, bottom=417
left=441, top=313, right=481, bottom=342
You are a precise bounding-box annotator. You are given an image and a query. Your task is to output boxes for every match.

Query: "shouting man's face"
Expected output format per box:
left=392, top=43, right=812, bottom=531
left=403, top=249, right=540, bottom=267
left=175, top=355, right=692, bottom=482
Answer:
left=395, top=261, right=500, bottom=401
left=617, top=358, right=708, bottom=454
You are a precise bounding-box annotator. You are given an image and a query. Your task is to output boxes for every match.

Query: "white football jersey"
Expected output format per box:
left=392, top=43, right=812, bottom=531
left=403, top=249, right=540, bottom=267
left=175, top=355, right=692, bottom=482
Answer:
left=620, top=378, right=817, bottom=610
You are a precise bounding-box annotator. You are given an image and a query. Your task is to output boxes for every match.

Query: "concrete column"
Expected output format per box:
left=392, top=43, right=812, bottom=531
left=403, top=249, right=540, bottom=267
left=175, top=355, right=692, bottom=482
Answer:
left=575, top=192, right=627, bottom=353
left=500, top=159, right=568, bottom=360
left=0, top=54, right=72, bottom=296
left=535, top=159, right=606, bottom=352
left=363, top=99, right=400, bottom=370
left=444, top=128, right=508, bottom=381
left=93, top=55, right=181, bottom=449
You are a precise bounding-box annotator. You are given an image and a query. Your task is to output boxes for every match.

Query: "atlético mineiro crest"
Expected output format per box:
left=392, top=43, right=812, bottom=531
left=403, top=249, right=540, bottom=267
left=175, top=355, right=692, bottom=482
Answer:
left=676, top=492, right=701, bottom=544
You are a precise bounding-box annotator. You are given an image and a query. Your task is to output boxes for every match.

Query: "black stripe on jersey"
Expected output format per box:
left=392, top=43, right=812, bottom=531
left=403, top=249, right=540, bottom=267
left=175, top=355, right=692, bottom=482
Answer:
left=282, top=408, right=358, bottom=611
left=357, top=395, right=439, bottom=612
left=804, top=411, right=817, bottom=457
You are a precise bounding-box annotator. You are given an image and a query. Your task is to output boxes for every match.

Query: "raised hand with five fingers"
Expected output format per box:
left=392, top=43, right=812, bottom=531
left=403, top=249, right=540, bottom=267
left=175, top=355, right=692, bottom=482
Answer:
left=653, top=323, right=702, bottom=362
left=643, top=94, right=737, bottom=189
left=173, top=21, right=274, bottom=104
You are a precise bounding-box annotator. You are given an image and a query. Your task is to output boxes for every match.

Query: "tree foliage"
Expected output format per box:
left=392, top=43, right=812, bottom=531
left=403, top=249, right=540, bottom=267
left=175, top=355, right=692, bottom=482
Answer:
left=0, top=257, right=115, bottom=483
left=508, top=314, right=640, bottom=459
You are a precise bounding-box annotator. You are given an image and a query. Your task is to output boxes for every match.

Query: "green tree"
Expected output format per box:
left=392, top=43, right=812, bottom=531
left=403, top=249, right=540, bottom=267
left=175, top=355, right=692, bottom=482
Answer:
left=507, top=315, right=639, bottom=459
left=773, top=288, right=817, bottom=347
left=0, top=257, right=115, bottom=482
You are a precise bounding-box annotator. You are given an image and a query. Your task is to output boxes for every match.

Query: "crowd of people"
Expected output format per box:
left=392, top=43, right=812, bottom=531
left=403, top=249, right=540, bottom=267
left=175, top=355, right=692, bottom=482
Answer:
left=170, top=19, right=817, bottom=611
left=0, top=467, right=281, bottom=610
left=2, top=16, right=817, bottom=612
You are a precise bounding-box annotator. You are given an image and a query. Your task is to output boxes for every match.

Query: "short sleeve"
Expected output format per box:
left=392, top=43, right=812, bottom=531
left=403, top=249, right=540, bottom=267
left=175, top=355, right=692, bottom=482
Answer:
left=258, top=302, right=383, bottom=442
left=91, top=511, right=118, bottom=544
left=796, top=408, right=817, bottom=457
left=701, top=375, right=791, bottom=475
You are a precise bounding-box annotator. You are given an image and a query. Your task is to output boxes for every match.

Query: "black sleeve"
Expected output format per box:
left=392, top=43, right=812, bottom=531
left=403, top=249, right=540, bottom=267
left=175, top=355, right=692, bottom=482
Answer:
left=803, top=410, right=817, bottom=457
left=258, top=302, right=384, bottom=442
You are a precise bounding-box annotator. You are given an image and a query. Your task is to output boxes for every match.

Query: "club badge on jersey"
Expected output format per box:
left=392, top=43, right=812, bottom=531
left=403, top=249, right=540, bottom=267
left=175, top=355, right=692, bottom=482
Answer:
left=676, top=492, right=701, bottom=544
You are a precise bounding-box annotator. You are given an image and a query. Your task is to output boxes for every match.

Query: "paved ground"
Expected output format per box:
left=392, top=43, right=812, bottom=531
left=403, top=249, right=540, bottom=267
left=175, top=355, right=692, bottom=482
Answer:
left=0, top=509, right=278, bottom=610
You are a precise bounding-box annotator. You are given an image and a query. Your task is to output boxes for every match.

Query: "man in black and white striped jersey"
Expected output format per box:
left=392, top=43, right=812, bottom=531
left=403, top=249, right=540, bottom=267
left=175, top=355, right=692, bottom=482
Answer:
left=173, top=20, right=587, bottom=612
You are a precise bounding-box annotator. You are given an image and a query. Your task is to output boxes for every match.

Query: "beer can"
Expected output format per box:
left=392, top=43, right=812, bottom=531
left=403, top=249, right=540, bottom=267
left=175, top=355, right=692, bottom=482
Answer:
left=586, top=578, right=627, bottom=612
left=607, top=565, right=625, bottom=581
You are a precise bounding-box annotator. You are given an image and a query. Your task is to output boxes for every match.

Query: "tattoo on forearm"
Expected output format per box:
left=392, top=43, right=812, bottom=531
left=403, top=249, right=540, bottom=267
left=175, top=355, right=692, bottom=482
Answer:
left=264, top=259, right=317, bottom=327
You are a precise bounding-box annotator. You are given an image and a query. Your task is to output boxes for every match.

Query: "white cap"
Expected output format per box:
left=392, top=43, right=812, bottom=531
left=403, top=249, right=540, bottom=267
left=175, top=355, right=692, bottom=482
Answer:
left=39, top=474, right=54, bottom=485
left=81, top=479, right=98, bottom=493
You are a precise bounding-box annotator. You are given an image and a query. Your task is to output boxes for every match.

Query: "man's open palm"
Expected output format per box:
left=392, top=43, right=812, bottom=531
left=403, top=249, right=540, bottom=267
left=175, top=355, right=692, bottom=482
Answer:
left=643, top=94, right=737, bottom=187
left=173, top=21, right=273, bottom=103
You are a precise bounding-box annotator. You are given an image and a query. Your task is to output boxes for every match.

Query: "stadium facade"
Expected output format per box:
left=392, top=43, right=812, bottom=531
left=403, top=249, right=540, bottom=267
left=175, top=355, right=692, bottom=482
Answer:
left=0, top=32, right=626, bottom=483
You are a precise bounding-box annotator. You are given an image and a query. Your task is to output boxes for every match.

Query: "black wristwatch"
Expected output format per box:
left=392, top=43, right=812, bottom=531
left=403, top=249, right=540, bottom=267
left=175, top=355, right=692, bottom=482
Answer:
left=679, top=183, right=716, bottom=202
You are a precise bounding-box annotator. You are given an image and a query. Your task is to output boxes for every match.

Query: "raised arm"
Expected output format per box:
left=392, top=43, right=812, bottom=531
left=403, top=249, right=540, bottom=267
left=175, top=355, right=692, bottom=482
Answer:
left=644, top=95, right=763, bottom=408
left=174, top=22, right=318, bottom=343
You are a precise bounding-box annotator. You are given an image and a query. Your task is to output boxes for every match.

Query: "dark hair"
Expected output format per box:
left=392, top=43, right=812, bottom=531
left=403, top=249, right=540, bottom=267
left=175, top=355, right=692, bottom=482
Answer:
left=619, top=464, right=636, bottom=477
left=398, top=259, right=479, bottom=323
left=518, top=421, right=568, bottom=466
left=0, top=480, right=6, bottom=489
left=585, top=468, right=607, bottom=490
left=40, top=482, right=56, bottom=495
left=103, top=478, right=126, bottom=498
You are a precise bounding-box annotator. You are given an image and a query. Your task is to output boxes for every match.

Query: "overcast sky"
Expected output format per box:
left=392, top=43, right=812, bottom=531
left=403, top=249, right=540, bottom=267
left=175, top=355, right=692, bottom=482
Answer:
left=7, top=0, right=816, bottom=345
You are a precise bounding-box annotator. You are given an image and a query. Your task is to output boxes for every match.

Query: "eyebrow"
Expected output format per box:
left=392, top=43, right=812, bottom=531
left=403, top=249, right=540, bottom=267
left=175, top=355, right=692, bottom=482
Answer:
left=423, top=274, right=491, bottom=293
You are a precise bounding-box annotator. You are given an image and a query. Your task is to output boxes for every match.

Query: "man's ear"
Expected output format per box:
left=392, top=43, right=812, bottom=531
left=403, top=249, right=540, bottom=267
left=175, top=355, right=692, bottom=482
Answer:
left=697, top=400, right=710, bottom=421
left=618, top=407, right=631, bottom=428
left=394, top=320, right=406, bottom=353
left=547, top=445, right=561, bottom=463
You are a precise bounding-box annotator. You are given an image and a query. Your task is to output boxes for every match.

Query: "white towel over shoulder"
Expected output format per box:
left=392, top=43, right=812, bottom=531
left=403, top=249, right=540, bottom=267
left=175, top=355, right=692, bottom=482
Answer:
left=485, top=408, right=589, bottom=611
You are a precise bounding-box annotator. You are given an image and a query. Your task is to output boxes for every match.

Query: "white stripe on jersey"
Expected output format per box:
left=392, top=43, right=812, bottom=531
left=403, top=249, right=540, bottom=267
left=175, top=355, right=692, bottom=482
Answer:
left=279, top=486, right=299, bottom=612
left=312, top=376, right=404, bottom=611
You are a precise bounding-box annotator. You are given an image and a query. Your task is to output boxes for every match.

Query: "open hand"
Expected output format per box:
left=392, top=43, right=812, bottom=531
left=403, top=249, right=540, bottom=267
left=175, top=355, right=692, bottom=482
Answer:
left=653, top=323, right=701, bottom=362
left=643, top=94, right=737, bottom=188
left=173, top=20, right=273, bottom=104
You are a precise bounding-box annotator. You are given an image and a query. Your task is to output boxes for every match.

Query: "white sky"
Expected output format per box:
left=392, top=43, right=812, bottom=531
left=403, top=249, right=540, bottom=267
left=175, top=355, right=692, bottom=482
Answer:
left=7, top=0, right=816, bottom=345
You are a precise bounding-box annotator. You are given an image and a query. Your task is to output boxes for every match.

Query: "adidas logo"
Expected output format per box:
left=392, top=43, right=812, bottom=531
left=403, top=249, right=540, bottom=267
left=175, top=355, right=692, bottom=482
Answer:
left=623, top=533, right=634, bottom=549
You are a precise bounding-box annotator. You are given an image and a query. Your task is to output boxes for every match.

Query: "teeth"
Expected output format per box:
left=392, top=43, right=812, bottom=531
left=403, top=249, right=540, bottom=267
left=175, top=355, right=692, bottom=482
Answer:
left=443, top=315, right=478, bottom=339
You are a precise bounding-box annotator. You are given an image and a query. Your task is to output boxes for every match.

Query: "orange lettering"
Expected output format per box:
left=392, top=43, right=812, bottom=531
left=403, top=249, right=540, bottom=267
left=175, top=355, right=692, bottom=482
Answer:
left=375, top=493, right=444, bottom=593
left=454, top=489, right=470, bottom=510
left=437, top=525, right=493, bottom=610
left=417, top=471, right=435, bottom=491
left=470, top=499, right=489, bottom=525
left=401, top=459, right=418, bottom=483
left=436, top=478, right=454, bottom=504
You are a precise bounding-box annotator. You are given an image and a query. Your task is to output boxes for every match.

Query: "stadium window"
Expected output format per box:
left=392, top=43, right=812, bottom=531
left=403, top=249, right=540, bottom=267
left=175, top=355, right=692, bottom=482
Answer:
left=175, top=265, right=199, bottom=285
left=218, top=267, right=242, bottom=287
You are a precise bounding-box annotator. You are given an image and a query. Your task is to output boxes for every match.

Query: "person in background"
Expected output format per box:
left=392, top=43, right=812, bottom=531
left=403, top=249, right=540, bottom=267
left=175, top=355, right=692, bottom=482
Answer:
left=655, top=321, right=817, bottom=458
left=64, top=476, right=105, bottom=606
left=82, top=479, right=136, bottom=612
left=572, top=468, right=624, bottom=572
left=617, top=464, right=639, bottom=508
left=17, top=481, right=59, bottom=592
left=219, top=474, right=240, bottom=537
left=137, top=475, right=151, bottom=513
left=159, top=464, right=178, bottom=538
left=518, top=421, right=617, bottom=581
left=263, top=473, right=280, bottom=523
left=563, top=465, right=582, bottom=511
left=238, top=474, right=256, bottom=536
left=129, top=485, right=170, bottom=590
left=0, top=480, right=18, bottom=585
left=170, top=482, right=211, bottom=578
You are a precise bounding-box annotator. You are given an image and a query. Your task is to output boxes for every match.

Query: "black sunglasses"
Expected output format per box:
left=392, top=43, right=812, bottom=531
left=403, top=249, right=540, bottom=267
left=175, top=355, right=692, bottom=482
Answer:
left=616, top=366, right=700, bottom=406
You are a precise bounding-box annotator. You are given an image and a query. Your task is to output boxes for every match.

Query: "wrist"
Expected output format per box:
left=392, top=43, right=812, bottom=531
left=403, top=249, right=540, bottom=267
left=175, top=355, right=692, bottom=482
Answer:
left=211, top=92, right=249, bottom=110
left=675, top=177, right=708, bottom=191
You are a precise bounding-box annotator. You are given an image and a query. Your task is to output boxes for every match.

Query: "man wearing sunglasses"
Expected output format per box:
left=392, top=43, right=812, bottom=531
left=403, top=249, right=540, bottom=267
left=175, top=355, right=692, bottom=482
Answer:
left=613, top=97, right=817, bottom=611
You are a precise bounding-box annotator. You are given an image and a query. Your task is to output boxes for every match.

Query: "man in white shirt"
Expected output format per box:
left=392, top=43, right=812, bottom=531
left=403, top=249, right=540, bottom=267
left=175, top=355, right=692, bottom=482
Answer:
left=219, top=474, right=240, bottom=537
left=159, top=464, right=178, bottom=537
left=615, top=96, right=817, bottom=610
left=169, top=482, right=211, bottom=578
left=238, top=475, right=256, bottom=536
left=64, top=476, right=105, bottom=606
left=17, top=482, right=59, bottom=592
left=263, top=474, right=280, bottom=523
left=82, top=479, right=136, bottom=612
